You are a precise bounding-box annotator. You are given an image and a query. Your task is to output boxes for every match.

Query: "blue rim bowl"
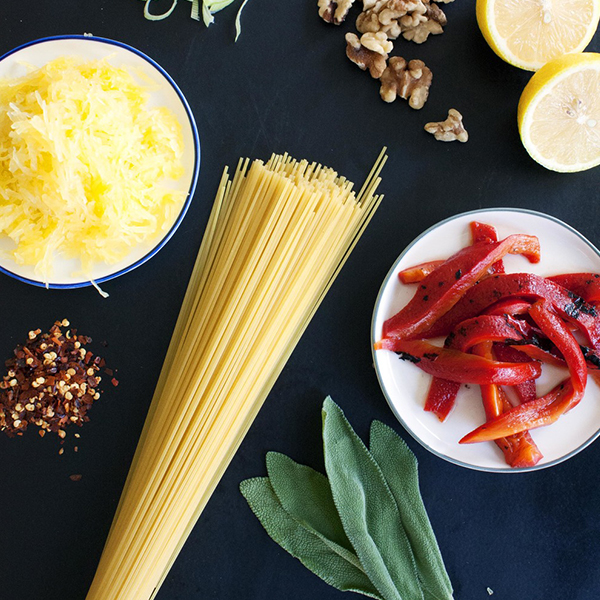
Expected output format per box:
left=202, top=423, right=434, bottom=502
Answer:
left=0, top=35, right=201, bottom=290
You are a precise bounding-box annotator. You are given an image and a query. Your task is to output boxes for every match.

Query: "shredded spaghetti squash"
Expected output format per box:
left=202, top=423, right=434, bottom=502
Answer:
left=0, top=57, right=186, bottom=281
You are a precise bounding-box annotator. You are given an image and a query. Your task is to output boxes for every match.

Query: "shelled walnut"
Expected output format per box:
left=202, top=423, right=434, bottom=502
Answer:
left=318, top=0, right=357, bottom=24
left=346, top=32, right=393, bottom=79
left=424, top=109, right=469, bottom=142
left=379, top=57, right=432, bottom=109
left=402, top=1, right=446, bottom=43
left=356, top=0, right=446, bottom=43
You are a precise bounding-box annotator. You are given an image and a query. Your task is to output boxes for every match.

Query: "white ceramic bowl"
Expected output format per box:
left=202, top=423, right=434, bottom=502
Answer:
left=372, top=208, right=600, bottom=472
left=0, top=35, right=200, bottom=289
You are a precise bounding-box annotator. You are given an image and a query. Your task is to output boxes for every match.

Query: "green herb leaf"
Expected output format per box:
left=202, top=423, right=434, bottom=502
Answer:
left=322, top=397, right=423, bottom=600
left=266, top=452, right=354, bottom=555
left=369, top=421, right=454, bottom=600
left=240, top=477, right=384, bottom=599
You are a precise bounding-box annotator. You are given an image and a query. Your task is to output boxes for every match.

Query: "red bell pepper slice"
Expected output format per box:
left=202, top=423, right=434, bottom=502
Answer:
left=483, top=299, right=532, bottom=317
left=470, top=221, right=505, bottom=274
left=397, top=221, right=505, bottom=285
left=381, top=235, right=541, bottom=341
left=421, top=272, right=600, bottom=350
left=548, top=273, right=600, bottom=302
left=492, top=343, right=537, bottom=403
left=473, top=342, right=542, bottom=468
left=398, top=260, right=445, bottom=284
left=388, top=339, right=542, bottom=385
left=423, top=377, right=461, bottom=422
left=460, top=300, right=587, bottom=443
left=421, top=315, right=532, bottom=421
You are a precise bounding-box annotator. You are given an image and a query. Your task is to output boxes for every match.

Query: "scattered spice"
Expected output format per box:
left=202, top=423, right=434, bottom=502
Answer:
left=0, top=320, right=112, bottom=439
left=70, top=474, right=83, bottom=481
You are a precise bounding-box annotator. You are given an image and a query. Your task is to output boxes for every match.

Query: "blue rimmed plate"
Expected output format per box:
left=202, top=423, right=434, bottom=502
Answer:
left=0, top=35, right=200, bottom=289
left=372, top=208, right=600, bottom=472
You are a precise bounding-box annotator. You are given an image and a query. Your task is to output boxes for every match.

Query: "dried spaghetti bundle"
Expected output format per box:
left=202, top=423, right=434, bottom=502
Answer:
left=86, top=151, right=387, bottom=599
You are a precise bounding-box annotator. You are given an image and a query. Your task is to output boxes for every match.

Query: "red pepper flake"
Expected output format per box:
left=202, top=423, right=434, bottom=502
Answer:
left=0, top=320, right=110, bottom=440
left=111, top=377, right=119, bottom=387
left=69, top=474, right=82, bottom=481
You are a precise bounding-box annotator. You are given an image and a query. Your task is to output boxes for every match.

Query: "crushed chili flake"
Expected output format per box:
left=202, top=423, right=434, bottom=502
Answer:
left=69, top=474, right=82, bottom=481
left=0, top=320, right=108, bottom=439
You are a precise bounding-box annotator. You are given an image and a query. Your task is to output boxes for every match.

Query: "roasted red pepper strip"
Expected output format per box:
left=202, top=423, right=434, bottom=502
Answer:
left=470, top=221, right=499, bottom=244
left=381, top=235, right=541, bottom=341
left=390, top=339, right=542, bottom=384
left=473, top=342, right=542, bottom=468
left=470, top=221, right=505, bottom=274
left=421, top=315, right=532, bottom=420
left=398, top=221, right=505, bottom=285
left=460, top=300, right=587, bottom=443
left=484, top=299, right=532, bottom=316
left=421, top=273, right=600, bottom=349
left=548, top=273, right=600, bottom=302
left=492, top=343, right=537, bottom=403
left=423, top=378, right=460, bottom=422
left=398, top=260, right=445, bottom=284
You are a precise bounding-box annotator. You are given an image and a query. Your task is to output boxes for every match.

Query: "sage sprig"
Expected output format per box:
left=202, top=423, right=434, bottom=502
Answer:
left=369, top=421, right=453, bottom=600
left=240, top=477, right=383, bottom=599
left=240, top=397, right=454, bottom=600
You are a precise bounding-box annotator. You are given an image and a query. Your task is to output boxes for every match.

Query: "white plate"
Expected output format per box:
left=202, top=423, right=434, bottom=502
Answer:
left=372, top=208, right=600, bottom=472
left=0, top=35, right=200, bottom=289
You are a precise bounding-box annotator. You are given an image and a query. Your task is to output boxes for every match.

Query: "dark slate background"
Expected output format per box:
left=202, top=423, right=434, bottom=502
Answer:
left=0, top=1, right=599, bottom=599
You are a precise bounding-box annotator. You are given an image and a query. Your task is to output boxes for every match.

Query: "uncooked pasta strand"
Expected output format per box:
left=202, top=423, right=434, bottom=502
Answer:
left=86, top=150, right=386, bottom=600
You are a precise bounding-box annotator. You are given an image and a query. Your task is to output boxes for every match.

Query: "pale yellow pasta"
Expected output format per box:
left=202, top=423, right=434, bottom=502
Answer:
left=86, top=151, right=387, bottom=600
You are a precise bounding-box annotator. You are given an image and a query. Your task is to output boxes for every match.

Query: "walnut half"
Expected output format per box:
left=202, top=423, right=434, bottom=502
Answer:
left=379, top=56, right=432, bottom=109
left=318, top=0, right=357, bottom=25
left=424, top=109, right=469, bottom=142
left=345, top=32, right=393, bottom=79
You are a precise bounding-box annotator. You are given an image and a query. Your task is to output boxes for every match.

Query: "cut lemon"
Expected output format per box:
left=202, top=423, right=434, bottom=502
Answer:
left=518, top=53, right=600, bottom=172
left=477, top=0, right=600, bottom=71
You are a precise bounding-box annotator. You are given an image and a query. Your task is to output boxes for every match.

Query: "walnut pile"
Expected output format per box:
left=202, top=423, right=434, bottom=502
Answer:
left=318, top=0, right=357, bottom=25
left=318, top=0, right=457, bottom=116
left=346, top=32, right=394, bottom=79
left=424, top=109, right=469, bottom=142
left=380, top=57, right=432, bottom=109
left=356, top=0, right=447, bottom=44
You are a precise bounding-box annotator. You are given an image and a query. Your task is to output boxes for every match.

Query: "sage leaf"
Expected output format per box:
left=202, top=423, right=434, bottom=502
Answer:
left=322, top=397, right=423, bottom=600
left=240, top=477, right=384, bottom=599
left=369, top=421, right=454, bottom=600
left=266, top=452, right=356, bottom=559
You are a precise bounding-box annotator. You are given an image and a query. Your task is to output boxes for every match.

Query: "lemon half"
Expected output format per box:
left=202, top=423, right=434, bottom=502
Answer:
left=518, top=53, right=600, bottom=172
left=477, top=0, right=600, bottom=71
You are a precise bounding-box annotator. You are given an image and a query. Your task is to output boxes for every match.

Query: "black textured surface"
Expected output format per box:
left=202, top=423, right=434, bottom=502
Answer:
left=0, top=1, right=599, bottom=599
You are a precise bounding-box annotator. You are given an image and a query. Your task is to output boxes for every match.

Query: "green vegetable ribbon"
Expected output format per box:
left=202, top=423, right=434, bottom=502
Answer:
left=140, top=0, right=248, bottom=39
left=240, top=397, right=454, bottom=600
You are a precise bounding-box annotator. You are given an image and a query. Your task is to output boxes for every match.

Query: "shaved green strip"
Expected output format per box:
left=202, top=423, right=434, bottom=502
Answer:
left=190, top=0, right=200, bottom=20
left=143, top=0, right=178, bottom=20
left=235, top=0, right=249, bottom=41
left=139, top=0, right=249, bottom=39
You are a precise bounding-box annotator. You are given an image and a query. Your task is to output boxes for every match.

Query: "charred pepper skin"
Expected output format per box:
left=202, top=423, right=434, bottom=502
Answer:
left=419, top=273, right=600, bottom=351
left=472, top=342, right=542, bottom=468
left=460, top=300, right=587, bottom=444
left=381, top=235, right=540, bottom=342
left=421, top=315, right=535, bottom=421
left=390, top=339, right=542, bottom=385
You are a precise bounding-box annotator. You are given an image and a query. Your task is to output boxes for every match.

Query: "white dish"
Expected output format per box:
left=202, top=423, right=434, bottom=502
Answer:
left=372, top=208, right=600, bottom=472
left=0, top=35, right=200, bottom=289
